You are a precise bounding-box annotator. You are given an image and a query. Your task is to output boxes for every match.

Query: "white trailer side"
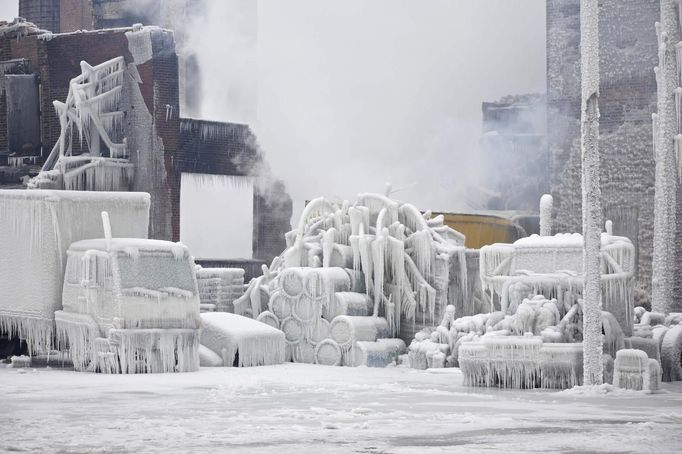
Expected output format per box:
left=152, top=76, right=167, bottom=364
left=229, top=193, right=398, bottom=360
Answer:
left=0, top=190, right=150, bottom=353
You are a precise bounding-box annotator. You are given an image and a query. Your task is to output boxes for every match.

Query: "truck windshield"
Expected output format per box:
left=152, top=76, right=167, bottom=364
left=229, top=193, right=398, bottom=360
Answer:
left=117, top=254, right=195, bottom=292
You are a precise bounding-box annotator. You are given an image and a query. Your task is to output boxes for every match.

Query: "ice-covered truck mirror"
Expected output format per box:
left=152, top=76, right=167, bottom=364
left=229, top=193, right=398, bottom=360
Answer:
left=0, top=190, right=150, bottom=355
left=56, top=239, right=201, bottom=373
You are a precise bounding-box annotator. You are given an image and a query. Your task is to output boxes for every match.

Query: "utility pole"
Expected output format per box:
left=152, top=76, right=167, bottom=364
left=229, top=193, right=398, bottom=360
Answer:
left=580, top=0, right=603, bottom=386
left=652, top=0, right=680, bottom=315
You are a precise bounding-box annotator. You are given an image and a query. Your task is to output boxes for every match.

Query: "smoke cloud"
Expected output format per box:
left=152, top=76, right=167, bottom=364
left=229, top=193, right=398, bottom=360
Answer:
left=1, top=0, right=547, bottom=224
left=255, top=0, right=545, bottom=220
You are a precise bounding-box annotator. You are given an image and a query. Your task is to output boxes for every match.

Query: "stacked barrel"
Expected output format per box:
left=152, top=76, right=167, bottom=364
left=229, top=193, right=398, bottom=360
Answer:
left=256, top=266, right=406, bottom=366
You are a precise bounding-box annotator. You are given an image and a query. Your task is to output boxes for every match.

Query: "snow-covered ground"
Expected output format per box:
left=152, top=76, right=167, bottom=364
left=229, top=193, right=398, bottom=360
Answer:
left=1, top=364, right=681, bottom=453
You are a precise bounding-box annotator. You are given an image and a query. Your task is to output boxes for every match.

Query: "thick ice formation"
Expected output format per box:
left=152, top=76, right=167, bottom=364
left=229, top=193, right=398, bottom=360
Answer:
left=0, top=190, right=150, bottom=354
left=29, top=57, right=133, bottom=191
left=55, top=237, right=201, bottom=373
left=580, top=0, right=604, bottom=387
left=652, top=1, right=681, bottom=315
left=414, top=293, right=630, bottom=389
left=233, top=192, right=469, bottom=366
left=479, top=230, right=636, bottom=336
left=200, top=312, right=285, bottom=367
left=539, top=194, right=553, bottom=236
left=613, top=349, right=647, bottom=389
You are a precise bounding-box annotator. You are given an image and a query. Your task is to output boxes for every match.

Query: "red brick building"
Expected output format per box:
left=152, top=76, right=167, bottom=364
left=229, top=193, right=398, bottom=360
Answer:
left=0, top=18, right=290, bottom=262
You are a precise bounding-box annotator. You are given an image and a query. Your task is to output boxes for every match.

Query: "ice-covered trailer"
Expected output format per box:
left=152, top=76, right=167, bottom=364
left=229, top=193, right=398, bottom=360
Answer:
left=0, top=190, right=150, bottom=354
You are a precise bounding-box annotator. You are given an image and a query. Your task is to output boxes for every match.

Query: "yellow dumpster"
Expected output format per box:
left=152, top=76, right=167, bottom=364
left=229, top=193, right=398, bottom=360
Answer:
left=434, top=212, right=530, bottom=249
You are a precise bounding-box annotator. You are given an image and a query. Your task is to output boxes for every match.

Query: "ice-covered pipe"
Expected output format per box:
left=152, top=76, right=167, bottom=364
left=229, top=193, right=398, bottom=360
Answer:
left=539, top=194, right=553, bottom=236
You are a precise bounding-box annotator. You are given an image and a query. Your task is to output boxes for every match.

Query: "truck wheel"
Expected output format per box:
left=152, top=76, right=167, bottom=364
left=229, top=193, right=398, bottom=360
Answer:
left=0, top=336, right=22, bottom=359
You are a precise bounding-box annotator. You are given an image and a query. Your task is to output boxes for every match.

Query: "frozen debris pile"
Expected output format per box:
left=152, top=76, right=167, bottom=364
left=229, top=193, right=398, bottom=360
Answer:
left=632, top=307, right=682, bottom=382
left=0, top=18, right=46, bottom=40
left=9, top=355, right=31, bottom=368
left=200, top=312, right=285, bottom=367
left=413, top=295, right=627, bottom=389
left=55, top=238, right=201, bottom=373
left=0, top=190, right=150, bottom=354
left=651, top=2, right=680, bottom=315
left=480, top=228, right=636, bottom=336
left=234, top=192, right=467, bottom=366
left=195, top=267, right=245, bottom=313
left=29, top=57, right=133, bottom=191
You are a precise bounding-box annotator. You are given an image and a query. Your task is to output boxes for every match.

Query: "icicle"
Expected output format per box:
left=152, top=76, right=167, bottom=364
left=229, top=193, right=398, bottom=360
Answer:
left=371, top=234, right=386, bottom=316
left=652, top=112, right=659, bottom=158
left=675, top=87, right=682, bottom=133
left=322, top=228, right=336, bottom=267
left=676, top=43, right=682, bottom=85
left=676, top=134, right=682, bottom=181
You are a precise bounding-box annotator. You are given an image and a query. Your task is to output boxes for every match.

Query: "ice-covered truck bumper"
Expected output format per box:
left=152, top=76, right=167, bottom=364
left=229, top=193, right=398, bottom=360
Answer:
left=55, top=310, right=199, bottom=374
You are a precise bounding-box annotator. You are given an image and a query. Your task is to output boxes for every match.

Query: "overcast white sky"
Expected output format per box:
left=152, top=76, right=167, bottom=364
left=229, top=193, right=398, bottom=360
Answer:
left=0, top=0, right=546, bottom=221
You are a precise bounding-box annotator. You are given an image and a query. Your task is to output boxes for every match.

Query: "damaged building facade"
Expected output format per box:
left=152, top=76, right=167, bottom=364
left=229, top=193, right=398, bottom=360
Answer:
left=479, top=94, right=547, bottom=211
left=0, top=16, right=290, bottom=263
left=546, top=0, right=671, bottom=306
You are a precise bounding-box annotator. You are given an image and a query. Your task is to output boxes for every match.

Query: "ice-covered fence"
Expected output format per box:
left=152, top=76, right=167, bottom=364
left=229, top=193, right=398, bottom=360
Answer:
left=0, top=190, right=150, bottom=354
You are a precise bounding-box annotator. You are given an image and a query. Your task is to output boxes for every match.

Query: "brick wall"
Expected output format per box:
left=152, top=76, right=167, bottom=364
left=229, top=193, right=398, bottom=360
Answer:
left=547, top=0, right=662, bottom=304
left=59, top=0, right=93, bottom=32
left=0, top=23, right=290, bottom=260
left=19, top=0, right=60, bottom=32
left=151, top=30, right=180, bottom=241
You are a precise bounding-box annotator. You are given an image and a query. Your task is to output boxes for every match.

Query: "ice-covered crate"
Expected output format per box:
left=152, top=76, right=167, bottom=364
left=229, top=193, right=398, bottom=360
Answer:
left=0, top=190, right=150, bottom=354
left=624, top=336, right=660, bottom=362
left=196, top=268, right=245, bottom=312
left=353, top=339, right=406, bottom=367
left=200, top=312, right=285, bottom=367
left=613, top=349, right=649, bottom=390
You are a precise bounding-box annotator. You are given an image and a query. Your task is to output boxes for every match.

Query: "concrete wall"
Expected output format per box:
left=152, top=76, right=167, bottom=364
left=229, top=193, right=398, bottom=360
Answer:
left=177, top=118, right=292, bottom=262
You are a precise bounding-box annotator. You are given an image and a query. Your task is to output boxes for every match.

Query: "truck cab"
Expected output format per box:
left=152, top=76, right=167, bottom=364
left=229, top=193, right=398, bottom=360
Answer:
left=55, top=238, right=201, bottom=373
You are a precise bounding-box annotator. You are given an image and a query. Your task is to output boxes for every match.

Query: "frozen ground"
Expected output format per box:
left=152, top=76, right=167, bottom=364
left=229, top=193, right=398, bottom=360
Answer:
left=1, top=364, right=681, bottom=453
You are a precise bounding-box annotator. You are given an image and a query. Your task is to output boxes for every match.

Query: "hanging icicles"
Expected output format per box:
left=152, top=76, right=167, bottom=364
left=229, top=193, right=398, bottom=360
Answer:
left=29, top=56, right=131, bottom=189
left=653, top=112, right=659, bottom=158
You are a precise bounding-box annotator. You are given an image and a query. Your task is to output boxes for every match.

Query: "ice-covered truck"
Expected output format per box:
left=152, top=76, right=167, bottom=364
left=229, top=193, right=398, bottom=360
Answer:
left=55, top=238, right=201, bottom=373
left=0, top=190, right=150, bottom=354
left=0, top=190, right=201, bottom=373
